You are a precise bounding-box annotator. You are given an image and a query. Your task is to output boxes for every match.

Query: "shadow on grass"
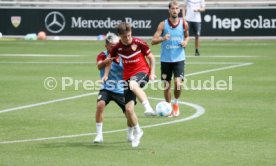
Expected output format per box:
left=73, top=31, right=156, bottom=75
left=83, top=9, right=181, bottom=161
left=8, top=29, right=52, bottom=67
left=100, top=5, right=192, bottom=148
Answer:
left=40, top=140, right=146, bottom=151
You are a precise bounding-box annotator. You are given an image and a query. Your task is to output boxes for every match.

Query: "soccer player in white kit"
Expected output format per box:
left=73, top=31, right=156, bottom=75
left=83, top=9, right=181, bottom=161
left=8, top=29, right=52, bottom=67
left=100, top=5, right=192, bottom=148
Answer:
left=183, top=0, right=205, bottom=56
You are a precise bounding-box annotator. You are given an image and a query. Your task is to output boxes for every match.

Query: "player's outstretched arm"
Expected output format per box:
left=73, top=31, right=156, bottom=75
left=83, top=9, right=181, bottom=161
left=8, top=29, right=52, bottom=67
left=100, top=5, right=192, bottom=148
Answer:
left=97, top=57, right=113, bottom=70
left=102, top=62, right=111, bottom=82
left=102, top=55, right=114, bottom=82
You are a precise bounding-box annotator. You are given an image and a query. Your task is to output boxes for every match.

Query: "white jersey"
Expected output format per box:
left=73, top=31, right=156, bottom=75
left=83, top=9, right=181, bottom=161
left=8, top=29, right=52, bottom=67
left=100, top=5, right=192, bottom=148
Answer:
left=185, top=0, right=205, bottom=22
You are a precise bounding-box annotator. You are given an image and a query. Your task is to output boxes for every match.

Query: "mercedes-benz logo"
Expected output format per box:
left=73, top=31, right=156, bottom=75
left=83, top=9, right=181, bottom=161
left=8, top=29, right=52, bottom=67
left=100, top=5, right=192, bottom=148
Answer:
left=45, top=11, right=66, bottom=34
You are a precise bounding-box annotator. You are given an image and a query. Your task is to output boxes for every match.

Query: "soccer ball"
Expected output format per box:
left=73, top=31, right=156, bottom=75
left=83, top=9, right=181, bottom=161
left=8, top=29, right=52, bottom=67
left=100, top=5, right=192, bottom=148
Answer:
left=37, top=31, right=46, bottom=40
left=155, top=101, right=172, bottom=117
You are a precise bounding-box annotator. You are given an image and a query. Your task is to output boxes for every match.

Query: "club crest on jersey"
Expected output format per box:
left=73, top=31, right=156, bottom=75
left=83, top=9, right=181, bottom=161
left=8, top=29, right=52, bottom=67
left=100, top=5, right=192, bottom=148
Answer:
left=131, top=44, right=137, bottom=51
left=11, top=16, right=21, bottom=28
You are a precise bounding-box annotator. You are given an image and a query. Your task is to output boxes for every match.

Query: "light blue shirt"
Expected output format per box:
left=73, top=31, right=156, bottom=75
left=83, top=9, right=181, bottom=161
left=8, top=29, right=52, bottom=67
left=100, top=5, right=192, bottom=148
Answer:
left=160, top=19, right=185, bottom=62
left=100, top=51, right=124, bottom=94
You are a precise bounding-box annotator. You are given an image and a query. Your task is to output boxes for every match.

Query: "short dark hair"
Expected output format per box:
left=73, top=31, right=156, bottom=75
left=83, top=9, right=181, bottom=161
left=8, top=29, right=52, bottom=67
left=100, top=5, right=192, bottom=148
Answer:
left=169, top=0, right=179, bottom=8
left=117, top=22, right=131, bottom=35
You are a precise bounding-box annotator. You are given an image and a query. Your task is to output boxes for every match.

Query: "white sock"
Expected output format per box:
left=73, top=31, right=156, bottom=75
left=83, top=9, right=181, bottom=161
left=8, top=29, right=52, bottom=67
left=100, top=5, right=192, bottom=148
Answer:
left=174, top=98, right=179, bottom=104
left=128, top=127, right=134, bottom=136
left=134, top=124, right=141, bottom=133
left=96, top=122, right=103, bottom=135
left=142, top=100, right=152, bottom=110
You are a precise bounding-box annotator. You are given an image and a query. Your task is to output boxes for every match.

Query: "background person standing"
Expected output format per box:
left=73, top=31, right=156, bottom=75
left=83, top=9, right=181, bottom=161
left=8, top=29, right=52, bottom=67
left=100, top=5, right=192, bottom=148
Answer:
left=183, top=0, right=205, bottom=56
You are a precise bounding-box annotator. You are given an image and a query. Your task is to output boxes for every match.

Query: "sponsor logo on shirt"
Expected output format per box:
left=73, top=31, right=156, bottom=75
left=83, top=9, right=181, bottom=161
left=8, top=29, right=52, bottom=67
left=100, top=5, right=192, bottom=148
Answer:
left=123, top=58, right=140, bottom=64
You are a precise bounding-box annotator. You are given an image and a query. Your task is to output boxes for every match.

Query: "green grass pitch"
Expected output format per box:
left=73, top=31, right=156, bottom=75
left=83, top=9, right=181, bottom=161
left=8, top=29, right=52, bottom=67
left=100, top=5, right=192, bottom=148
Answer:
left=0, top=39, right=275, bottom=166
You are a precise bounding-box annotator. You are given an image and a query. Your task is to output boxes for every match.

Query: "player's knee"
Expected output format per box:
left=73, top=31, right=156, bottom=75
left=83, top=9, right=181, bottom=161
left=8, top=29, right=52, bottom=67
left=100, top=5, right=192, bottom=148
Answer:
left=125, top=101, right=134, bottom=113
left=163, top=80, right=171, bottom=90
left=174, top=78, right=182, bottom=89
left=129, top=80, right=139, bottom=90
left=97, top=100, right=106, bottom=111
left=125, top=105, right=132, bottom=113
left=174, top=77, right=182, bottom=83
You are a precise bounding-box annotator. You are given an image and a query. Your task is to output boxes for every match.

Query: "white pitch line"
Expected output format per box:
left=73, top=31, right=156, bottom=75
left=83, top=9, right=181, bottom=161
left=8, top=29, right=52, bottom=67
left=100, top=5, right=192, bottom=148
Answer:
left=0, top=62, right=253, bottom=144
left=0, top=61, right=249, bottom=65
left=0, top=54, right=256, bottom=58
left=185, top=62, right=253, bottom=77
left=186, top=55, right=257, bottom=58
left=0, top=62, right=94, bottom=65
left=0, top=99, right=205, bottom=144
left=144, top=98, right=205, bottom=128
left=202, top=43, right=271, bottom=46
left=0, top=54, right=80, bottom=57
left=0, top=92, right=97, bottom=114
left=187, top=62, right=250, bottom=65
left=154, top=55, right=257, bottom=58
left=0, top=133, right=95, bottom=145
left=0, top=62, right=253, bottom=114
left=150, top=62, right=253, bottom=83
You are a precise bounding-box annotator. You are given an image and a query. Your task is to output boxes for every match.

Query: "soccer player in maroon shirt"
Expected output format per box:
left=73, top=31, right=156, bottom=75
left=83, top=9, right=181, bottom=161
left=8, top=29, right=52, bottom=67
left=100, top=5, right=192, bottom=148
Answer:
left=104, top=22, right=156, bottom=147
left=94, top=32, right=134, bottom=144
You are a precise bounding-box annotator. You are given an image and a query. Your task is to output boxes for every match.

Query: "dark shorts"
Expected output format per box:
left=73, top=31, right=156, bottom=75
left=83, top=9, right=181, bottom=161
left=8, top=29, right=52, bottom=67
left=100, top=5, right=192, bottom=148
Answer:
left=161, top=61, right=185, bottom=81
left=97, top=89, right=125, bottom=112
left=188, top=21, right=201, bottom=36
left=124, top=72, right=149, bottom=104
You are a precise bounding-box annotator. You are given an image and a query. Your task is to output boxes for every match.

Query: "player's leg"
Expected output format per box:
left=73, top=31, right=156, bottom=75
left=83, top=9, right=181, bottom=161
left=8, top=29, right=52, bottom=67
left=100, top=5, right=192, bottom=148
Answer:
left=195, top=22, right=202, bottom=56
left=171, top=77, right=181, bottom=117
left=96, top=101, right=105, bottom=123
left=124, top=89, right=143, bottom=147
left=126, top=119, right=134, bottom=142
left=112, top=92, right=134, bottom=142
left=161, top=62, right=173, bottom=103
left=128, top=72, right=156, bottom=116
left=172, top=61, right=185, bottom=117
left=174, top=77, right=182, bottom=99
left=189, top=22, right=199, bottom=56
left=164, top=81, right=172, bottom=103
left=94, top=90, right=110, bottom=143
left=128, top=80, right=146, bottom=103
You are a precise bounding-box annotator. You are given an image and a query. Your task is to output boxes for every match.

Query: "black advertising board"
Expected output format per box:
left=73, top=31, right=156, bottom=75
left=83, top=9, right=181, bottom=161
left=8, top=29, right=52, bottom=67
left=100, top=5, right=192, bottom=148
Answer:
left=0, top=8, right=167, bottom=36
left=201, top=8, right=276, bottom=36
left=0, top=8, right=275, bottom=37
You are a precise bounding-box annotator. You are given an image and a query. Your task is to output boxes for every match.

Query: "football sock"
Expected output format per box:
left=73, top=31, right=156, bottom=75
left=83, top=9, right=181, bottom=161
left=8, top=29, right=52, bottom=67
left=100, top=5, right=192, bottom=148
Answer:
left=96, top=122, right=103, bottom=135
left=134, top=124, right=141, bottom=133
left=142, top=100, right=152, bottom=110
left=173, top=98, right=179, bottom=104
left=128, top=127, right=134, bottom=135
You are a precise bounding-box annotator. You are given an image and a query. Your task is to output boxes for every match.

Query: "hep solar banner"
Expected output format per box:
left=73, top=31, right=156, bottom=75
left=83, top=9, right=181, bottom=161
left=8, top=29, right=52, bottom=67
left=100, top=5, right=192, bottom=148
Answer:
left=201, top=8, right=276, bottom=36
left=0, top=8, right=275, bottom=36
